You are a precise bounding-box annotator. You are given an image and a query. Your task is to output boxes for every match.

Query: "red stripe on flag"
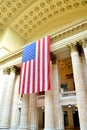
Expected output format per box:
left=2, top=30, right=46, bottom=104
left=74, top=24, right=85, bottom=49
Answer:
left=32, top=60, right=35, bottom=93
left=27, top=61, right=30, bottom=93
left=47, top=36, right=51, bottom=90
left=38, top=40, right=40, bottom=92
left=42, top=38, right=44, bottom=91
left=22, top=63, right=26, bottom=94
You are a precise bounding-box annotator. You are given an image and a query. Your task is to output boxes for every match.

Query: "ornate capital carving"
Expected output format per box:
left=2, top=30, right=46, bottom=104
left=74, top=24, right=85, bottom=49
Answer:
left=3, top=68, right=10, bottom=74
left=50, top=52, right=56, bottom=64
left=10, top=65, right=17, bottom=72
left=80, top=38, right=87, bottom=48
left=67, top=43, right=77, bottom=52
left=10, top=65, right=20, bottom=74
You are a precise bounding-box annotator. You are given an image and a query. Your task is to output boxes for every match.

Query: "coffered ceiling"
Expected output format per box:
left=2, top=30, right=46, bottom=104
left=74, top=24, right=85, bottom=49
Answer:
left=0, top=0, right=87, bottom=42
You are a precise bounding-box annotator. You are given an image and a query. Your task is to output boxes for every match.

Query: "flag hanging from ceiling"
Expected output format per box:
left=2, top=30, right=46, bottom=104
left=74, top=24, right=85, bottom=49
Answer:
left=19, top=36, right=51, bottom=94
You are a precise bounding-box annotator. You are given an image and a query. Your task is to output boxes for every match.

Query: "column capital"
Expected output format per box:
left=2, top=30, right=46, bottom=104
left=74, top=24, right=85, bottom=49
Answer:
left=80, top=38, right=87, bottom=48
left=67, top=43, right=77, bottom=52
left=50, top=52, right=56, bottom=64
left=10, top=66, right=20, bottom=74
left=10, top=65, right=17, bottom=72
left=3, top=68, right=10, bottom=74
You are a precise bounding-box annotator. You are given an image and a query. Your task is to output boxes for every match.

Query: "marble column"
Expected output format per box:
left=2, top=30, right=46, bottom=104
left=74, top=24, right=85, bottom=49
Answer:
left=0, top=66, right=16, bottom=128
left=18, top=94, right=29, bottom=130
left=79, top=55, right=87, bottom=90
left=80, top=38, right=87, bottom=63
left=10, top=75, right=20, bottom=129
left=68, top=109, right=74, bottom=129
left=52, top=63, right=64, bottom=130
left=0, top=68, right=10, bottom=125
left=28, top=94, right=38, bottom=130
left=44, top=61, right=55, bottom=130
left=67, top=43, right=87, bottom=130
left=0, top=69, right=4, bottom=104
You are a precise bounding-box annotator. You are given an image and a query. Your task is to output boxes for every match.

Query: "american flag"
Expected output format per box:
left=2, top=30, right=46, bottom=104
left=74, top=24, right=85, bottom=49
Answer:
left=19, top=36, right=51, bottom=94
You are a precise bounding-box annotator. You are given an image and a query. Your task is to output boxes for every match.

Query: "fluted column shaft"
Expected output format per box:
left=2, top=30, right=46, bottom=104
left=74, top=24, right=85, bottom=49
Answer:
left=18, top=94, right=29, bottom=130
left=68, top=43, right=87, bottom=130
left=28, top=94, right=38, bottom=130
left=10, top=75, right=20, bottom=129
left=0, top=66, right=16, bottom=128
left=44, top=61, right=55, bottom=130
left=0, top=69, right=4, bottom=104
left=52, top=64, right=64, bottom=130
left=81, top=38, right=87, bottom=63
left=0, top=68, right=10, bottom=125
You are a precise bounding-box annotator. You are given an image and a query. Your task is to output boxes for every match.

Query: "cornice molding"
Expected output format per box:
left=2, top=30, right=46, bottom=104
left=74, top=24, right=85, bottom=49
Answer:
left=51, top=17, right=87, bottom=44
left=0, top=19, right=87, bottom=69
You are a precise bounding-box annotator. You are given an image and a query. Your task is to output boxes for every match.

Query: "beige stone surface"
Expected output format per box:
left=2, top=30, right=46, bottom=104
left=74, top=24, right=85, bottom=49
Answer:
left=0, top=67, right=16, bottom=128
left=28, top=94, right=38, bottom=130
left=18, top=94, right=29, bottom=129
left=83, top=47, right=87, bottom=63
left=71, top=51, right=87, bottom=130
left=52, top=64, right=64, bottom=130
left=10, top=75, right=20, bottom=129
left=44, top=62, right=55, bottom=130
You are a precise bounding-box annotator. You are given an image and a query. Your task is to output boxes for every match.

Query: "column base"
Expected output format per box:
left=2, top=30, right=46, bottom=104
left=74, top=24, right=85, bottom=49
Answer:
left=0, top=126, right=9, bottom=129
left=28, top=126, right=38, bottom=130
left=18, top=126, right=28, bottom=130
left=17, top=128, right=29, bottom=130
left=0, top=129, right=9, bottom=130
left=10, top=127, right=18, bottom=130
left=44, top=128, right=55, bottom=130
left=43, top=128, right=64, bottom=130
left=9, top=128, right=17, bottom=130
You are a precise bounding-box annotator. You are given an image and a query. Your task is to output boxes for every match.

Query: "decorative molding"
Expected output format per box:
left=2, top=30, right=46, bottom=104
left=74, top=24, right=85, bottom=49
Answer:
left=51, top=18, right=87, bottom=44
left=79, top=38, right=87, bottom=48
left=3, top=68, right=10, bottom=74
left=10, top=65, right=18, bottom=73
left=51, top=30, right=87, bottom=52
left=0, top=49, right=22, bottom=65
left=0, top=0, right=37, bottom=31
left=67, top=43, right=77, bottom=52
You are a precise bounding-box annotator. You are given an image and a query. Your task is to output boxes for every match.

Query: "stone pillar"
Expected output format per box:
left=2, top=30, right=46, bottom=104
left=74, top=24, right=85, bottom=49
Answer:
left=52, top=63, right=64, bottom=130
left=0, top=69, right=4, bottom=104
left=18, top=94, right=29, bottom=130
left=0, top=68, right=10, bottom=125
left=80, top=38, right=87, bottom=63
left=44, top=61, right=55, bottom=130
left=68, top=109, right=74, bottom=129
left=83, top=57, right=87, bottom=88
left=0, top=66, right=16, bottom=128
left=67, top=43, right=87, bottom=130
left=28, top=94, right=38, bottom=130
left=10, top=74, right=20, bottom=129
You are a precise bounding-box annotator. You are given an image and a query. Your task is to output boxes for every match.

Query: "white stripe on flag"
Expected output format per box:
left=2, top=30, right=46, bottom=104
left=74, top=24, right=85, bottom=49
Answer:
left=35, top=41, right=38, bottom=93
left=40, top=39, right=43, bottom=91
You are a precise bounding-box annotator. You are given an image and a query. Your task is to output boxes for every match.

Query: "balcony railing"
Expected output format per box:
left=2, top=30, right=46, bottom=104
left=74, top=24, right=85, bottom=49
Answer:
left=61, top=91, right=76, bottom=97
